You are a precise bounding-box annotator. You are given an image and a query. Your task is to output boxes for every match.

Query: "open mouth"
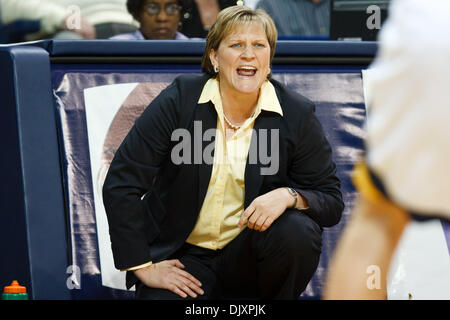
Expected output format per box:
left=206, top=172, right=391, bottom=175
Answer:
left=237, top=66, right=257, bottom=77
left=155, top=28, right=170, bottom=35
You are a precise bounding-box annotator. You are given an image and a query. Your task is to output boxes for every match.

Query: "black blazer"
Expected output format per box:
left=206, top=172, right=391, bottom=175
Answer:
left=103, top=74, right=344, bottom=286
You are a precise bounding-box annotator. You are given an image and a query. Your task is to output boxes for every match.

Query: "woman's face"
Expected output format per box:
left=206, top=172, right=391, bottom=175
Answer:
left=138, top=0, right=181, bottom=39
left=209, top=22, right=271, bottom=98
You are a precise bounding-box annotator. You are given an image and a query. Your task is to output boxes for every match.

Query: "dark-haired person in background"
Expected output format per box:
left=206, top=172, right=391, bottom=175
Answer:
left=180, top=0, right=237, bottom=38
left=111, top=0, right=188, bottom=40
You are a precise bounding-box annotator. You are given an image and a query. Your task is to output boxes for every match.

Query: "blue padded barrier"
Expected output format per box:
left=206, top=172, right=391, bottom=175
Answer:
left=25, top=39, right=377, bottom=57
left=0, top=45, right=70, bottom=299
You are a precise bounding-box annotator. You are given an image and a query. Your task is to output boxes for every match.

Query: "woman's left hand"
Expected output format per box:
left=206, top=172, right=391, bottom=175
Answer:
left=238, top=188, right=294, bottom=232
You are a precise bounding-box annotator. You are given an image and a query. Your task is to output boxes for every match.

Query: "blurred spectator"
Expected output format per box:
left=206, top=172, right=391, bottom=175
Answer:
left=243, top=0, right=259, bottom=9
left=0, top=0, right=40, bottom=43
left=0, top=0, right=137, bottom=40
left=1, top=0, right=88, bottom=40
left=111, top=0, right=188, bottom=40
left=256, top=0, right=330, bottom=38
left=180, top=0, right=237, bottom=38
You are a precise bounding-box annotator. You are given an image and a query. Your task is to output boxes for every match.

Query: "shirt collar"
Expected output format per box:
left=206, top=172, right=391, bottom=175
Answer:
left=198, top=78, right=283, bottom=117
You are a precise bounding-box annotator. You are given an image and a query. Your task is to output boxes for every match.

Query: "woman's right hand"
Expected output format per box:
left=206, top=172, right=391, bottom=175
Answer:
left=133, top=259, right=204, bottom=298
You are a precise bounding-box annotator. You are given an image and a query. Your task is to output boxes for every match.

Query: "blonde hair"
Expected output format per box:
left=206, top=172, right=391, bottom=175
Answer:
left=201, top=5, right=278, bottom=78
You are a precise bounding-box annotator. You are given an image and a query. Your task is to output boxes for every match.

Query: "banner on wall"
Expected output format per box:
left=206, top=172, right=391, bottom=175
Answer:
left=53, top=69, right=367, bottom=299
left=85, top=81, right=172, bottom=290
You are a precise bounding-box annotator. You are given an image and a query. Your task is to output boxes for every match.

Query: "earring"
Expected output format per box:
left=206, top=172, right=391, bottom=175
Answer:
left=214, top=65, right=219, bottom=73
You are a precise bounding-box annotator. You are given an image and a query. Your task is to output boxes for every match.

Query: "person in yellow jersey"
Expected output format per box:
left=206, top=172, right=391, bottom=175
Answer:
left=324, top=0, right=450, bottom=300
left=103, top=5, right=343, bottom=299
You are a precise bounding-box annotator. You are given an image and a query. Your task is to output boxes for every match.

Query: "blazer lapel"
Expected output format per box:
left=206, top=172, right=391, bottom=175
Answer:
left=244, top=111, right=281, bottom=208
left=195, top=101, right=217, bottom=212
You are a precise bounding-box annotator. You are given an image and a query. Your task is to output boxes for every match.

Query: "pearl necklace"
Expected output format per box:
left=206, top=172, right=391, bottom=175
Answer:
left=223, top=113, right=244, bottom=130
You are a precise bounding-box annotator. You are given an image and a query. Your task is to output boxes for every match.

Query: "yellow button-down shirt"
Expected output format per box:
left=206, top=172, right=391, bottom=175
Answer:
left=186, top=78, right=283, bottom=250
left=122, top=78, right=283, bottom=270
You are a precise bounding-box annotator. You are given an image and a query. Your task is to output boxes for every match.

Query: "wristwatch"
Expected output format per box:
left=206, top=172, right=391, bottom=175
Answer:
left=286, top=187, right=298, bottom=209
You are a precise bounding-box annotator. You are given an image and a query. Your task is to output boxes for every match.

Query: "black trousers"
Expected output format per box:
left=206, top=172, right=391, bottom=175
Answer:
left=135, top=210, right=322, bottom=300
